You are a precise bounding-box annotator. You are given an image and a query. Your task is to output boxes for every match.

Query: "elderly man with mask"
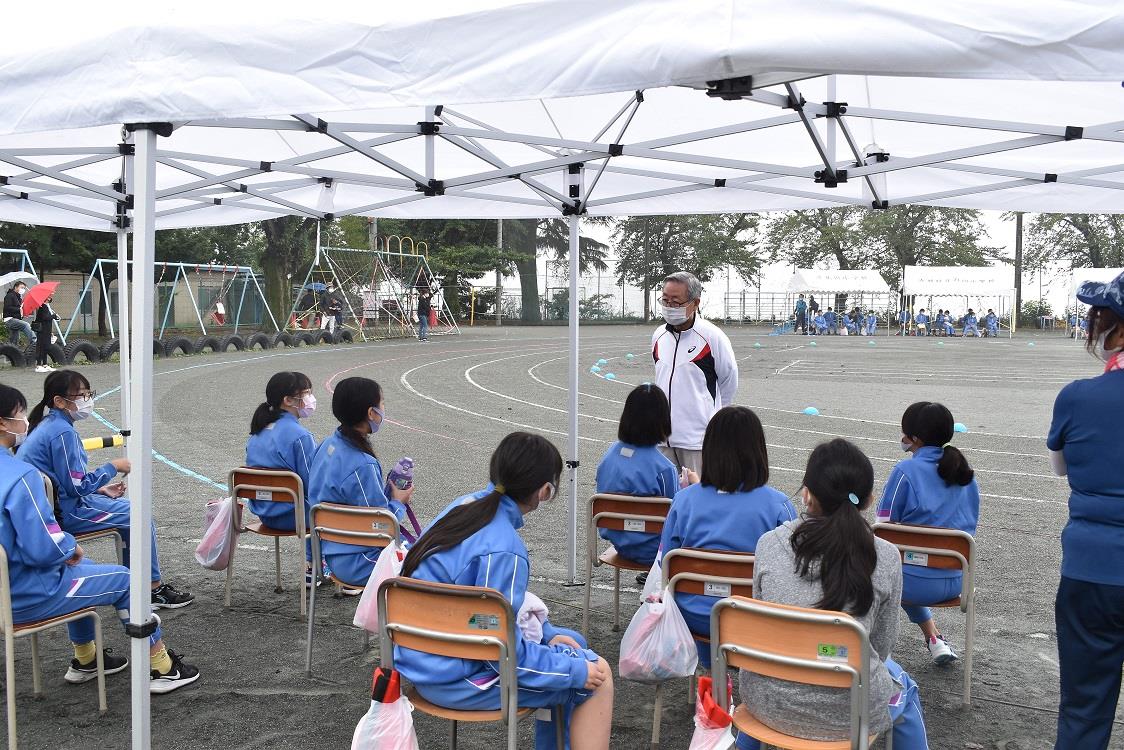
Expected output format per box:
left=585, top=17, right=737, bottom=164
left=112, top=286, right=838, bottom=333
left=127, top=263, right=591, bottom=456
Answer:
left=651, top=271, right=738, bottom=477
left=3, top=282, right=35, bottom=346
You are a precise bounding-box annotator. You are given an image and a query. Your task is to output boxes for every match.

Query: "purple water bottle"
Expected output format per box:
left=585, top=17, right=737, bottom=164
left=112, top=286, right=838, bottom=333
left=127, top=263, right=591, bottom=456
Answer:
left=385, top=457, right=414, bottom=495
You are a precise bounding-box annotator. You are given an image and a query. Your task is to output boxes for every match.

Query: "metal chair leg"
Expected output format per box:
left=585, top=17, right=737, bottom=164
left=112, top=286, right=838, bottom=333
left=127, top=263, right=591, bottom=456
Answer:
left=304, top=574, right=317, bottom=675
left=29, top=634, right=40, bottom=695
left=224, top=522, right=236, bottom=608
left=553, top=705, right=564, bottom=749
left=612, top=567, right=621, bottom=632
left=650, top=681, right=663, bottom=750
left=963, top=590, right=976, bottom=707
left=449, top=719, right=458, bottom=750
left=273, top=537, right=283, bottom=593
left=93, top=614, right=106, bottom=714
left=6, top=633, right=17, bottom=750
left=581, top=543, right=594, bottom=639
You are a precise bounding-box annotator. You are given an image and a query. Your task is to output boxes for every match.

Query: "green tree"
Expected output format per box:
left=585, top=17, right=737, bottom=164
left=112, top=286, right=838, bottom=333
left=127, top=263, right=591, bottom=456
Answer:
left=1024, top=213, right=1124, bottom=269
left=612, top=214, right=759, bottom=320
left=261, top=217, right=318, bottom=331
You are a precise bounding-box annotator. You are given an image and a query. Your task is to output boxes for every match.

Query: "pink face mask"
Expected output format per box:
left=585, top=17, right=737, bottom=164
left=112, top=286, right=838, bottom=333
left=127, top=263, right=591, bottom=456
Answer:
left=296, top=393, right=317, bottom=419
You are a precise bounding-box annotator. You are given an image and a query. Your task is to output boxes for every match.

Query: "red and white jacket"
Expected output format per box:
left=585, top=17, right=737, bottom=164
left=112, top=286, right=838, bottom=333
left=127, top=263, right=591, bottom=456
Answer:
left=652, top=315, right=738, bottom=450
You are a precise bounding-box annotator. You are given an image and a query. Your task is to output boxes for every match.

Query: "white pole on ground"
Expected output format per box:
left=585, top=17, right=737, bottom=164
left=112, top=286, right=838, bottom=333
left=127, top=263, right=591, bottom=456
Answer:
left=567, top=213, right=581, bottom=583
left=128, top=126, right=157, bottom=750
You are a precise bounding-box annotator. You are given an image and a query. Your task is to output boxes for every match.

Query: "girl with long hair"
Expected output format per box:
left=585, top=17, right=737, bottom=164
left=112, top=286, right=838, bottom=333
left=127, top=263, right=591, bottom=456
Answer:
left=246, top=371, right=317, bottom=531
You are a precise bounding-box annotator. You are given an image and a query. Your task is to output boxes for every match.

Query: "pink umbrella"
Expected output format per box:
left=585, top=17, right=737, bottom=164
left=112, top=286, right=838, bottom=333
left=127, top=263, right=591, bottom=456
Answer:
left=21, top=281, right=58, bottom=317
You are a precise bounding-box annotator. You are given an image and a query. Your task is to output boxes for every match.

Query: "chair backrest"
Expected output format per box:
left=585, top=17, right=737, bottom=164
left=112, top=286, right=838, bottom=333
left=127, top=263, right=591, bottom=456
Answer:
left=229, top=466, right=304, bottom=506
left=588, top=492, right=671, bottom=549
left=39, top=471, right=59, bottom=515
left=711, top=596, right=871, bottom=748
left=309, top=502, right=399, bottom=548
left=0, top=544, right=13, bottom=636
left=378, top=577, right=518, bottom=719
left=662, top=547, right=755, bottom=599
left=872, top=522, right=975, bottom=597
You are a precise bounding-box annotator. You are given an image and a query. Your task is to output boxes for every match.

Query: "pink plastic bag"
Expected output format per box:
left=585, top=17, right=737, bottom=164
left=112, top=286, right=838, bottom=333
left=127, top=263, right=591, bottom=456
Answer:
left=689, top=676, right=736, bottom=750
left=618, top=586, right=698, bottom=682
left=350, top=695, right=419, bottom=750
left=353, top=541, right=405, bottom=632
left=194, top=497, right=235, bottom=571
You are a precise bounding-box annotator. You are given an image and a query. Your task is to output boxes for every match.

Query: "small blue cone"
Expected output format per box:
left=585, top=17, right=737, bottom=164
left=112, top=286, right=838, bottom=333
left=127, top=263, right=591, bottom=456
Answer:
left=605, top=372, right=617, bottom=380
left=597, top=358, right=608, bottom=365
left=590, top=365, right=601, bottom=373
left=803, top=406, right=820, bottom=416
left=809, top=341, right=818, bottom=347
left=953, top=422, right=968, bottom=433
left=753, top=342, right=762, bottom=349
left=868, top=340, right=876, bottom=346
left=1028, top=342, right=1036, bottom=347
left=937, top=341, right=944, bottom=346
left=626, top=353, right=635, bottom=361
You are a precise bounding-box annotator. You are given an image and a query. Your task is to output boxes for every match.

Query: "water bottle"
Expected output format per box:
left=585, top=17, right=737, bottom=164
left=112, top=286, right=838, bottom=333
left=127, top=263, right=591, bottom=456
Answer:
left=385, top=457, right=414, bottom=496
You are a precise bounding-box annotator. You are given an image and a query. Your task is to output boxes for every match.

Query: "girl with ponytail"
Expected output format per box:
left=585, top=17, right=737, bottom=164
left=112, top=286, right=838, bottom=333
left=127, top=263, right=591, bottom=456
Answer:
left=246, top=371, right=317, bottom=531
left=737, top=439, right=929, bottom=750
left=395, top=432, right=614, bottom=750
left=877, top=401, right=979, bottom=666
left=306, top=376, right=412, bottom=589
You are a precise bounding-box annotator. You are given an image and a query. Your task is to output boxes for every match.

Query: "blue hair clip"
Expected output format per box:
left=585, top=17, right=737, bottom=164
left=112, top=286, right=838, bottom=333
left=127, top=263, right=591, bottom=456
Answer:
left=847, top=492, right=860, bottom=505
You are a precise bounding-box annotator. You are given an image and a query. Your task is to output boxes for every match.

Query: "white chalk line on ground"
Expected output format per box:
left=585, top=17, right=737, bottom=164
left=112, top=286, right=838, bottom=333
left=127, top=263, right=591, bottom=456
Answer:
left=775, top=360, right=802, bottom=374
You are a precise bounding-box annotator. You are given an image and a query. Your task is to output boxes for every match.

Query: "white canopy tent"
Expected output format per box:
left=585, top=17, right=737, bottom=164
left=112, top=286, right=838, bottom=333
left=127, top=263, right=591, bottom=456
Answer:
left=902, top=265, right=1017, bottom=336
left=4, top=2, right=1124, bottom=746
left=787, top=269, right=893, bottom=333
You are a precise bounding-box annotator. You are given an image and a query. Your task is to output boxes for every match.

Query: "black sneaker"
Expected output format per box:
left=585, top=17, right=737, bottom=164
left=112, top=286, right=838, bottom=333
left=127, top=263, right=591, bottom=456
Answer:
left=635, top=571, right=649, bottom=586
left=64, top=648, right=129, bottom=684
left=150, top=650, right=200, bottom=695
left=151, top=583, right=195, bottom=610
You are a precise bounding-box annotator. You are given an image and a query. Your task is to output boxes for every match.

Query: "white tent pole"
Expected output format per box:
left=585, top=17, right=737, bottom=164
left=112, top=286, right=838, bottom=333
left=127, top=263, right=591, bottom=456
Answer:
left=116, top=235, right=131, bottom=433
left=567, top=212, right=580, bottom=583
left=127, top=126, right=157, bottom=750
left=826, top=76, right=837, bottom=166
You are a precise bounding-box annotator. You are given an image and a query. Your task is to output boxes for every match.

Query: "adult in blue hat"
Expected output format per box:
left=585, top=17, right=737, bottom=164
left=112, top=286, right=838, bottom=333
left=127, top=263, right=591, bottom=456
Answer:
left=1049, top=270, right=1124, bottom=749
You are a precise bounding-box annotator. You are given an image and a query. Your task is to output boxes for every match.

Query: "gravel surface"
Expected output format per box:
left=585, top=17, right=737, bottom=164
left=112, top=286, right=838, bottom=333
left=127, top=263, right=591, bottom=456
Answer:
left=0, top=324, right=1117, bottom=749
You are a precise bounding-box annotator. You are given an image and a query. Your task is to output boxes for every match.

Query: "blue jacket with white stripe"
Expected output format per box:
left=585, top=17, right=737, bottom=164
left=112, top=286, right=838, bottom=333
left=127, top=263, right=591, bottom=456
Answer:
left=0, top=450, right=79, bottom=613
left=594, top=441, right=678, bottom=564
left=393, top=487, right=589, bottom=694
left=18, top=409, right=115, bottom=516
left=246, top=412, right=316, bottom=524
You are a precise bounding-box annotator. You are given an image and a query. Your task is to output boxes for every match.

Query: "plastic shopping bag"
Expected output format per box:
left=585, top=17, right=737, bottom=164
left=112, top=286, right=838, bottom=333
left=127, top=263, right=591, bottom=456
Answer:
left=640, top=557, right=662, bottom=603
left=351, top=667, right=419, bottom=750
left=688, top=676, right=736, bottom=750
left=353, top=541, right=405, bottom=632
left=618, top=586, right=698, bottom=682
left=194, top=497, right=236, bottom=571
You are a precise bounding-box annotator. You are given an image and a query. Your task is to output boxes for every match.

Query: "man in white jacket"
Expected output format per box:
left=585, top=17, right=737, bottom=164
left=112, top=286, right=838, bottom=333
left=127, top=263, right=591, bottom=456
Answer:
left=651, top=271, right=738, bottom=475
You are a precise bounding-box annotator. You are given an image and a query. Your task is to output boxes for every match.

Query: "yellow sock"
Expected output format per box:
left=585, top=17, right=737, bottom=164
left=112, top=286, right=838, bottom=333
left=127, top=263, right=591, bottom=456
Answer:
left=73, top=641, right=96, bottom=664
left=151, top=645, right=172, bottom=675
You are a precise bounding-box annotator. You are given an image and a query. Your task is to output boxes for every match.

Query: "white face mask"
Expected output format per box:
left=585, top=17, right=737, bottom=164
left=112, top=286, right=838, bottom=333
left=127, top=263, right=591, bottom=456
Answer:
left=3, top=416, right=28, bottom=447
left=68, top=397, right=94, bottom=421
left=296, top=393, right=317, bottom=419
left=1094, top=326, right=1122, bottom=363
left=900, top=437, right=914, bottom=453
left=662, top=303, right=690, bottom=326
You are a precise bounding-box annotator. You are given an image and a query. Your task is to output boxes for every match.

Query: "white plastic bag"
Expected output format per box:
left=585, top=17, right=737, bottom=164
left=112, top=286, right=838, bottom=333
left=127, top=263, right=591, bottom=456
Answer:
left=351, top=695, right=419, bottom=750
left=689, top=676, right=736, bottom=750
left=194, top=497, right=235, bottom=571
left=618, top=586, right=698, bottom=682
left=353, top=541, right=405, bottom=632
left=640, top=557, right=662, bottom=603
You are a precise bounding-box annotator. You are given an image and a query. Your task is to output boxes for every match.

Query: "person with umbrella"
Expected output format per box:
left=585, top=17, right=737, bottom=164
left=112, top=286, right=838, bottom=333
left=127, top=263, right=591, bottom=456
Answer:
left=2, top=280, right=35, bottom=347
left=24, top=281, right=60, bottom=372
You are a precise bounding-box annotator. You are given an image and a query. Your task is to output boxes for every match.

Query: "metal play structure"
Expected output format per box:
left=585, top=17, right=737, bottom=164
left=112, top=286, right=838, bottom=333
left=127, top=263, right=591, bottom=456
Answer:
left=0, top=247, right=66, bottom=343
left=288, top=234, right=459, bottom=341
left=63, top=260, right=279, bottom=341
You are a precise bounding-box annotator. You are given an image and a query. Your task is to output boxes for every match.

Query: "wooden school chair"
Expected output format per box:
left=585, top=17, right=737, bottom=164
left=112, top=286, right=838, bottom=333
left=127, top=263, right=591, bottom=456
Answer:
left=40, top=472, right=123, bottom=565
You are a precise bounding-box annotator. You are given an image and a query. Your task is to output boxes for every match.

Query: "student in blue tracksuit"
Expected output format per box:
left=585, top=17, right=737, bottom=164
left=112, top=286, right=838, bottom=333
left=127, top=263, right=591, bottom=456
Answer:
left=307, top=376, right=411, bottom=588
left=962, top=309, right=981, bottom=337
left=245, top=371, right=318, bottom=531
left=0, top=384, right=199, bottom=694
left=941, top=310, right=955, bottom=336
left=18, top=370, right=193, bottom=610
left=659, top=406, right=796, bottom=667
left=865, top=310, right=878, bottom=336
left=914, top=309, right=930, bottom=336
left=824, top=307, right=837, bottom=335
left=897, top=308, right=911, bottom=335
left=595, top=384, right=678, bottom=573
left=934, top=310, right=946, bottom=336
left=985, top=309, right=999, bottom=337
left=813, top=313, right=827, bottom=335
left=395, top=432, right=614, bottom=750
left=877, top=401, right=979, bottom=666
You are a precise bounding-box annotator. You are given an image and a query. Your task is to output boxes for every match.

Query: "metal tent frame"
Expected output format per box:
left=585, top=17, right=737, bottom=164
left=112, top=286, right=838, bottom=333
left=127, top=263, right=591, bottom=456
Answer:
left=0, top=247, right=66, bottom=344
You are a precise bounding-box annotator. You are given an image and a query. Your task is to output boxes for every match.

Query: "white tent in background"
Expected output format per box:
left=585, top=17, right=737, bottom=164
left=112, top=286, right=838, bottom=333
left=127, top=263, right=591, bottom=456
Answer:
left=787, top=269, right=893, bottom=333
left=902, top=265, right=1017, bottom=336
left=4, top=2, right=1124, bottom=746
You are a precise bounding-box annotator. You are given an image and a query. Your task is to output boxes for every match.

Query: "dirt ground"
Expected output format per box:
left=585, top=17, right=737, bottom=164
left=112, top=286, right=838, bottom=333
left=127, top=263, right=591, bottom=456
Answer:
left=0, top=323, right=1118, bottom=749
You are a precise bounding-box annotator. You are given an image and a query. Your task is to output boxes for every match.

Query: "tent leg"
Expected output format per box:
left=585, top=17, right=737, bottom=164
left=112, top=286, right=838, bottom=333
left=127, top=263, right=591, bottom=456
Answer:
left=116, top=235, right=131, bottom=432
left=567, top=214, right=580, bottom=583
left=127, top=126, right=157, bottom=750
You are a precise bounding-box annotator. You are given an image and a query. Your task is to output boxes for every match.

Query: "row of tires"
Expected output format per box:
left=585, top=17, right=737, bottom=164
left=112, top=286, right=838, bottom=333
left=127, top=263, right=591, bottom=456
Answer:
left=0, top=329, right=355, bottom=368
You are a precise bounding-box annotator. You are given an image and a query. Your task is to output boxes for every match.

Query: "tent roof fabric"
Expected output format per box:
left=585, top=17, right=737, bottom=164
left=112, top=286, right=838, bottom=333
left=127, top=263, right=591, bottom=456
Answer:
left=3, top=2, right=1124, bottom=230
left=787, top=269, right=890, bottom=294
left=901, top=265, right=1016, bottom=297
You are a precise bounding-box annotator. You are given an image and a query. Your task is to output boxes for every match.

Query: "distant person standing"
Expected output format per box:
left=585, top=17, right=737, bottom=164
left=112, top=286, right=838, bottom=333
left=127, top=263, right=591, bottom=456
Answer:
left=651, top=271, right=738, bottom=475
left=793, top=294, right=807, bottom=335
left=416, top=290, right=432, bottom=342
left=897, top=308, right=911, bottom=336
left=3, top=282, right=34, bottom=346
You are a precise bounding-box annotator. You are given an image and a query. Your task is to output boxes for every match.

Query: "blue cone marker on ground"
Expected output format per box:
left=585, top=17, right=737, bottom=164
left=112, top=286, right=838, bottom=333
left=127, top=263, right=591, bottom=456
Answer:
left=753, top=342, right=762, bottom=349
left=626, top=353, right=635, bottom=361
left=869, top=340, right=876, bottom=345
left=605, top=372, right=617, bottom=380
left=803, top=406, right=820, bottom=416
left=1028, top=342, right=1036, bottom=347
left=954, top=422, right=968, bottom=433
left=590, top=365, right=601, bottom=373
left=597, top=358, right=608, bottom=365
left=809, top=341, right=817, bottom=347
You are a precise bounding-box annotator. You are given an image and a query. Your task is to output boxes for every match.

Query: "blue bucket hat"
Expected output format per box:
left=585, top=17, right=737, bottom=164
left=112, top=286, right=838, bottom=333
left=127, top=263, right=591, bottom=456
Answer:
left=1077, top=271, right=1124, bottom=320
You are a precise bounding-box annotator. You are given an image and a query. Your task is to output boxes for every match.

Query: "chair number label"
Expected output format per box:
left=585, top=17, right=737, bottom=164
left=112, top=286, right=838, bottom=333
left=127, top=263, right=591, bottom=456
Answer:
left=254, top=490, right=272, bottom=501
left=704, top=582, right=731, bottom=597
left=817, top=643, right=848, bottom=662
left=372, top=522, right=389, bottom=531
left=903, top=551, right=928, bottom=566
left=468, top=614, right=500, bottom=631
left=624, top=519, right=646, bottom=532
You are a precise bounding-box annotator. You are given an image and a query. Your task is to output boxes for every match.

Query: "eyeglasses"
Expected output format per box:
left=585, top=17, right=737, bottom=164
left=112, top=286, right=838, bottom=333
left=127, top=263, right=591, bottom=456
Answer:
left=659, top=297, right=691, bottom=308
left=67, top=391, right=96, bottom=400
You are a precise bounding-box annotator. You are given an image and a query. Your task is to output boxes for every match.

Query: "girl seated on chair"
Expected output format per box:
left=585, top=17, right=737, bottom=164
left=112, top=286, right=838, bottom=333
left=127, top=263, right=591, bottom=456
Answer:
left=659, top=405, right=796, bottom=667
left=594, top=384, right=678, bottom=571
left=246, top=371, right=318, bottom=532
left=737, top=439, right=929, bottom=749
left=0, top=384, right=199, bottom=694
left=18, top=369, right=193, bottom=610
left=307, top=376, right=412, bottom=589
left=395, top=432, right=613, bottom=750
left=877, top=401, right=979, bottom=666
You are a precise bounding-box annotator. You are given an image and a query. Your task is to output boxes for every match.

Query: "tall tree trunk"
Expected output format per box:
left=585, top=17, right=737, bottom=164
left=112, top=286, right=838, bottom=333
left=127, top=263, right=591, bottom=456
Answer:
left=513, top=219, right=541, bottom=322
left=642, top=218, right=651, bottom=322
left=1014, top=212, right=1023, bottom=320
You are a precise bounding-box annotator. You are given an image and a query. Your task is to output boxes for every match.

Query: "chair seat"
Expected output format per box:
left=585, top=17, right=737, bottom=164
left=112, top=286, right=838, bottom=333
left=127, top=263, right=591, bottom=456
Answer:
left=408, top=688, right=534, bottom=722
left=327, top=573, right=363, bottom=591
left=13, top=606, right=97, bottom=634
left=931, top=596, right=961, bottom=608
left=244, top=521, right=298, bottom=538
left=733, top=705, right=877, bottom=749
left=598, top=547, right=648, bottom=571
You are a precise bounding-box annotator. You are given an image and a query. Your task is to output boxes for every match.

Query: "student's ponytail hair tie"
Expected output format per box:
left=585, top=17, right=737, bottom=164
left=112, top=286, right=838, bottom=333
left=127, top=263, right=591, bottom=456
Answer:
left=942, top=442, right=953, bottom=450
left=494, top=483, right=506, bottom=495
left=847, top=492, right=860, bottom=506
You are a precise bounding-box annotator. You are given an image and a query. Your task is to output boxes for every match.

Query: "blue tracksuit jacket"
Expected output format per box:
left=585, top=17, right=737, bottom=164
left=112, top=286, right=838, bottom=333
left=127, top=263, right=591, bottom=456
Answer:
left=877, top=446, right=980, bottom=584
left=245, top=412, right=316, bottom=530
left=659, top=483, right=796, bottom=636
left=18, top=409, right=115, bottom=516
left=395, top=487, right=590, bottom=695
left=307, top=429, right=405, bottom=585
left=594, top=441, right=678, bottom=565
left=985, top=313, right=999, bottom=333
